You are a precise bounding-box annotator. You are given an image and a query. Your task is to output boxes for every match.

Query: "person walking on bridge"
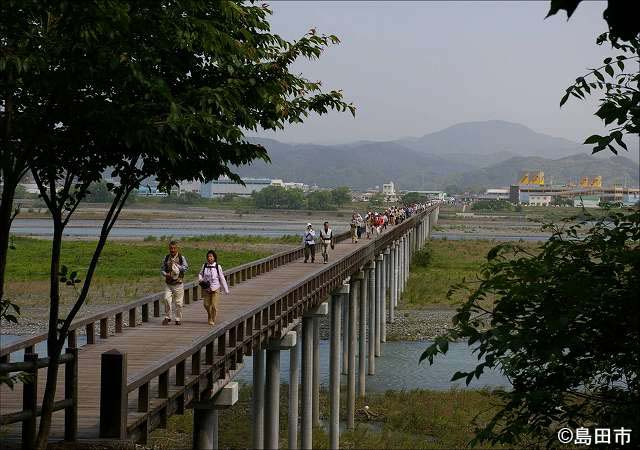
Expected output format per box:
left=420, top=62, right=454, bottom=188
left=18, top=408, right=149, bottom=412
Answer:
left=303, top=223, right=316, bottom=263
left=350, top=213, right=358, bottom=243
left=198, top=250, right=229, bottom=326
left=319, top=221, right=334, bottom=264
left=161, top=240, right=189, bottom=325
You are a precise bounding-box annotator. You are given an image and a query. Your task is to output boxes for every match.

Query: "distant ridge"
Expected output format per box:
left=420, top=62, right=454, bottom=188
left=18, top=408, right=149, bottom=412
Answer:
left=393, top=120, right=585, bottom=159
left=243, top=121, right=639, bottom=190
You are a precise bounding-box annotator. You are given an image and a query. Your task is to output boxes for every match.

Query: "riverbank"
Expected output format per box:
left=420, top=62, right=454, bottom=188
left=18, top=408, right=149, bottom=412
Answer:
left=147, top=385, right=509, bottom=449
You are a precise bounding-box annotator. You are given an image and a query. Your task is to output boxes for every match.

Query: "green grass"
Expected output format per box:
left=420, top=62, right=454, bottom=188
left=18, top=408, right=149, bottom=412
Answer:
left=180, top=234, right=300, bottom=245
left=402, top=240, right=540, bottom=308
left=5, top=236, right=277, bottom=282
left=5, top=236, right=293, bottom=315
left=149, top=385, right=512, bottom=449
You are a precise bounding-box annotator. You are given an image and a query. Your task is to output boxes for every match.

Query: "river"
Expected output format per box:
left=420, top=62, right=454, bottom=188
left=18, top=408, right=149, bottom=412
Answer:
left=0, top=335, right=509, bottom=392
left=10, top=218, right=547, bottom=242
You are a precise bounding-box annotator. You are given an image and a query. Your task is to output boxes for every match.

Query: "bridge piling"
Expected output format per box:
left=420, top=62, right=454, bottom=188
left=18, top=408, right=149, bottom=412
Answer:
left=390, top=243, right=397, bottom=322
left=252, top=349, right=265, bottom=449
left=347, top=271, right=362, bottom=429
left=265, top=331, right=296, bottom=449
left=288, top=325, right=300, bottom=450
left=329, top=285, right=347, bottom=449
left=301, top=302, right=327, bottom=447
left=341, top=283, right=349, bottom=376
left=312, top=316, right=320, bottom=427
left=192, top=382, right=238, bottom=450
left=382, top=248, right=390, bottom=342
left=358, top=266, right=368, bottom=398
left=375, top=254, right=384, bottom=356
left=301, top=316, right=313, bottom=449
left=367, top=260, right=376, bottom=375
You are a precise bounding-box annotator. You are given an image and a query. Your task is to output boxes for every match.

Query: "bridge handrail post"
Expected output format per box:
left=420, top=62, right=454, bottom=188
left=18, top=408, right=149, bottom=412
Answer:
left=99, top=349, right=128, bottom=439
left=22, top=352, right=38, bottom=450
left=64, top=347, right=78, bottom=441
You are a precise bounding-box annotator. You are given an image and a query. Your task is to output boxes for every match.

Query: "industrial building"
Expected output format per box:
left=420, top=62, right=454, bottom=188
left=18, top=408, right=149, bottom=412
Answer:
left=510, top=171, right=639, bottom=207
left=200, top=177, right=275, bottom=198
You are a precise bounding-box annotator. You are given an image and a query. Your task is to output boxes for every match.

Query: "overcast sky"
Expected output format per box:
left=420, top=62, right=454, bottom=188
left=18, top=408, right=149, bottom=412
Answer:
left=255, top=0, right=614, bottom=145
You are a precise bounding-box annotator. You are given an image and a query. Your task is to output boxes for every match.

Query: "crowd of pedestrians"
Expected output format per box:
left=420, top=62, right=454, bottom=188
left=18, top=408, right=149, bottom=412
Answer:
left=159, top=202, right=430, bottom=326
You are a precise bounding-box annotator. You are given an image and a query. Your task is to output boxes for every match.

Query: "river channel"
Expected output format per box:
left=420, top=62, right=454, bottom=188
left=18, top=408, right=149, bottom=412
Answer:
left=11, top=218, right=547, bottom=242
left=0, top=335, right=509, bottom=392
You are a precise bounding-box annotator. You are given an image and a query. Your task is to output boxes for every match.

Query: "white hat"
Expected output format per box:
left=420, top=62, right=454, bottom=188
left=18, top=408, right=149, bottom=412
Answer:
left=307, top=223, right=312, bottom=227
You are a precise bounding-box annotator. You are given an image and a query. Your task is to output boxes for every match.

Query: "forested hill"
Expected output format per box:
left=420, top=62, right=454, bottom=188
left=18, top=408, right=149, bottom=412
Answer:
left=241, top=121, right=639, bottom=190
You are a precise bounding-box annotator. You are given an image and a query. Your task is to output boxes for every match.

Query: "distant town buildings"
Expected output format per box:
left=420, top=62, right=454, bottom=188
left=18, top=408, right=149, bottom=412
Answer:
left=479, top=188, right=510, bottom=201
left=382, top=181, right=399, bottom=203
left=199, top=176, right=309, bottom=198
left=528, top=194, right=552, bottom=206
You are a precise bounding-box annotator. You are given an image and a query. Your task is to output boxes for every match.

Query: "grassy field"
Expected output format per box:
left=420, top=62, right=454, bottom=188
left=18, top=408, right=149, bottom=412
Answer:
left=401, top=240, right=540, bottom=308
left=4, top=236, right=295, bottom=317
left=5, top=236, right=280, bottom=282
left=149, top=385, right=510, bottom=449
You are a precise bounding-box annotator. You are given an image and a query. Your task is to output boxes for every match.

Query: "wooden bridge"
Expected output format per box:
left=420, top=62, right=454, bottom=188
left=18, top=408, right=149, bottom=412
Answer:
left=1, top=204, right=439, bottom=449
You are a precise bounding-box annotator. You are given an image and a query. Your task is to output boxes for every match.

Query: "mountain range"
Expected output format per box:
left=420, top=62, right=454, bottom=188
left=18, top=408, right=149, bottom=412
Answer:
left=240, top=120, right=639, bottom=190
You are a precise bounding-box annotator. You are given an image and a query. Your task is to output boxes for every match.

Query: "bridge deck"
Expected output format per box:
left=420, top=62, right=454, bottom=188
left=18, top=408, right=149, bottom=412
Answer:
left=0, top=230, right=384, bottom=441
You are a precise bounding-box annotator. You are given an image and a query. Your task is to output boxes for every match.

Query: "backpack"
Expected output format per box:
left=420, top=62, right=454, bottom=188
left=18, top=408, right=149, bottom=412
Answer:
left=199, top=262, right=221, bottom=290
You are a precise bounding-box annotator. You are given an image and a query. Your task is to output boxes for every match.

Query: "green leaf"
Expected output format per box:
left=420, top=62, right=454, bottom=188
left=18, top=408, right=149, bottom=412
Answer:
left=451, top=371, right=468, bottom=382
left=605, top=64, right=615, bottom=77
left=583, top=134, right=603, bottom=144
left=545, top=0, right=582, bottom=19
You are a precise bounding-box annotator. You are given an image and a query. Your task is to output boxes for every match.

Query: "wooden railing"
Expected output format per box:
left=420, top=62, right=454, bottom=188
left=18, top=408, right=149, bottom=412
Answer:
left=0, top=349, right=78, bottom=448
left=0, top=231, right=351, bottom=364
left=98, top=207, right=435, bottom=443
left=0, top=205, right=437, bottom=445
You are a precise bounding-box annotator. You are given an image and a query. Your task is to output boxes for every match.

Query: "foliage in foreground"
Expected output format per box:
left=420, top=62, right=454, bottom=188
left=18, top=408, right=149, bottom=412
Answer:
left=423, top=211, right=640, bottom=447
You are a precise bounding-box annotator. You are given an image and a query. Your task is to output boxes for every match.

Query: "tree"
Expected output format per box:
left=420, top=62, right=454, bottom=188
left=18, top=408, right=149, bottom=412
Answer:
left=546, top=0, right=640, bottom=42
left=254, top=186, right=306, bottom=210
left=471, top=199, right=513, bottom=212
left=558, top=33, right=639, bottom=156
left=444, top=184, right=462, bottom=195
left=307, top=190, right=334, bottom=210
left=421, top=4, right=640, bottom=447
left=548, top=1, right=639, bottom=156
left=330, top=186, right=351, bottom=208
left=369, top=192, right=385, bottom=207
left=422, top=213, right=640, bottom=447
left=401, top=191, right=425, bottom=205
left=2, top=2, right=354, bottom=447
left=85, top=181, right=115, bottom=203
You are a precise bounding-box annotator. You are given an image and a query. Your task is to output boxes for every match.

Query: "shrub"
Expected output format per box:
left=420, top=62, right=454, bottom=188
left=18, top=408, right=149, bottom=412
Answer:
left=413, top=247, right=432, bottom=267
left=143, top=235, right=157, bottom=241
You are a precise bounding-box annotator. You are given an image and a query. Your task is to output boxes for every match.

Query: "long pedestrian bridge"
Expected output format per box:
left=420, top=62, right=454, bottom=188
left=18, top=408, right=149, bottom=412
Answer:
left=1, top=204, right=440, bottom=449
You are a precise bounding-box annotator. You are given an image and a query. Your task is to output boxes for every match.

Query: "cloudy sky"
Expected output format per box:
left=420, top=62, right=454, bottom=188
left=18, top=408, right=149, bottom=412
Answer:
left=256, top=0, right=614, bottom=145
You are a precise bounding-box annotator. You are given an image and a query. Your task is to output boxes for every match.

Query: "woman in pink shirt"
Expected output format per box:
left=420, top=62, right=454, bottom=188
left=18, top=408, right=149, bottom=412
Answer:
left=198, top=250, right=230, bottom=325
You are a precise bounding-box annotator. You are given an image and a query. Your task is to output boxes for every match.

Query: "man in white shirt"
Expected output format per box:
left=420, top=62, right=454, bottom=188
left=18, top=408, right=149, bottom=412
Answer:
left=319, top=221, right=334, bottom=263
left=303, top=223, right=316, bottom=263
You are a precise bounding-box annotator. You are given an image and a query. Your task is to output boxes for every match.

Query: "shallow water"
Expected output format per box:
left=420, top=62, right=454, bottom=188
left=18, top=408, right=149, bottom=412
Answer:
left=1, top=336, right=508, bottom=391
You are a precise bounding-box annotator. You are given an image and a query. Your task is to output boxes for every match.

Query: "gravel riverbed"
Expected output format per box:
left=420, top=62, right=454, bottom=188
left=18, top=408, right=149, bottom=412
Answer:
left=318, top=308, right=455, bottom=341
left=3, top=307, right=456, bottom=342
